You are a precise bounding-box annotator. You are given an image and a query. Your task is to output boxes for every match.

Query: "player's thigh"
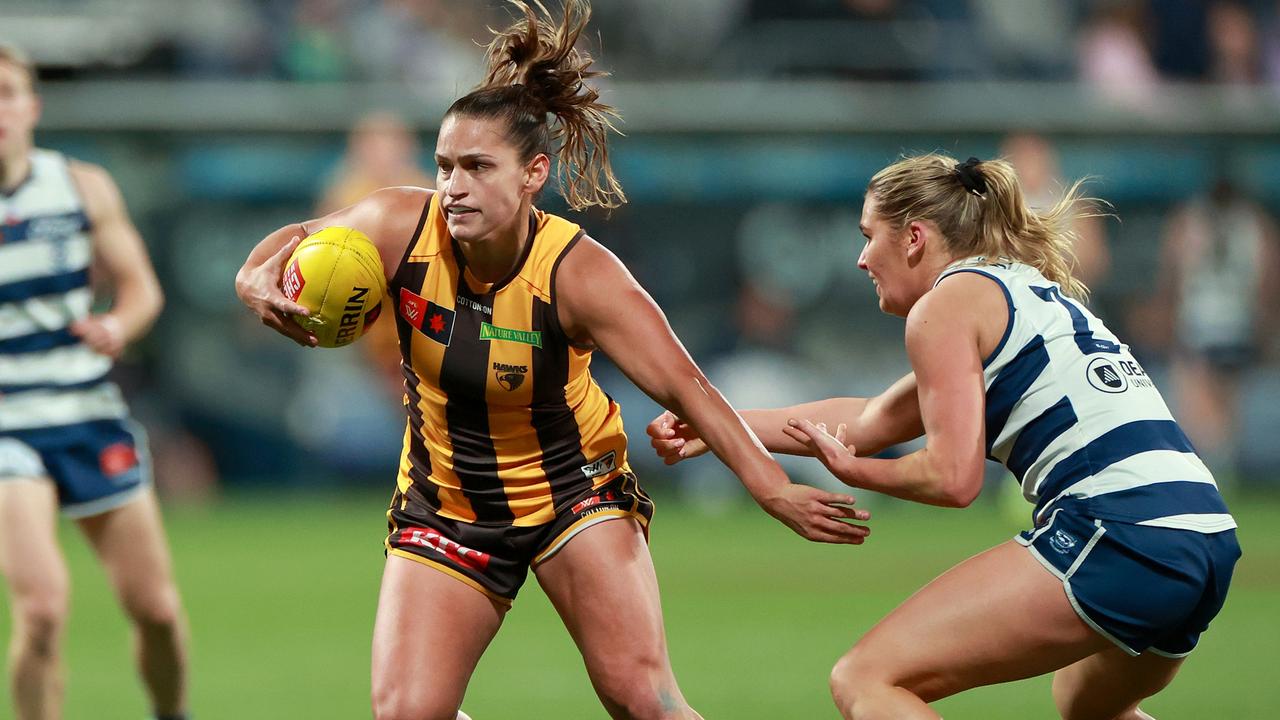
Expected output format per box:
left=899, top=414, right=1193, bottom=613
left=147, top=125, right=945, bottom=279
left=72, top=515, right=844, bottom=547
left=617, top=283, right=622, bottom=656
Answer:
left=533, top=517, right=674, bottom=684
left=75, top=489, right=180, bottom=617
left=837, top=539, right=1109, bottom=702
left=371, top=553, right=506, bottom=715
left=0, top=477, right=69, bottom=625
left=1052, top=646, right=1182, bottom=720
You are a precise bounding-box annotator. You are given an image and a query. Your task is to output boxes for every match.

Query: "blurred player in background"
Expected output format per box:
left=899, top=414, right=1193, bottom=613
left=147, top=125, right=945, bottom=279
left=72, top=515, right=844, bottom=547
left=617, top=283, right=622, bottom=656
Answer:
left=1149, top=171, right=1280, bottom=482
left=652, top=154, right=1239, bottom=719
left=235, top=2, right=869, bottom=718
left=0, top=45, right=189, bottom=720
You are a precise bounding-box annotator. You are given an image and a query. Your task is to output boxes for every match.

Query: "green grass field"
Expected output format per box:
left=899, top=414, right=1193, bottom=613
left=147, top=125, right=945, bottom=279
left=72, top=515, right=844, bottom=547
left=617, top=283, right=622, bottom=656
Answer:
left=2, top=489, right=1276, bottom=719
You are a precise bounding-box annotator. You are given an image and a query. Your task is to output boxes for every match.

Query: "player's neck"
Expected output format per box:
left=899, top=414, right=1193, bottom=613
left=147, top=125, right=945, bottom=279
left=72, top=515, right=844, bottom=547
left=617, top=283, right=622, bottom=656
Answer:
left=458, top=211, right=532, bottom=284
left=0, top=149, right=32, bottom=193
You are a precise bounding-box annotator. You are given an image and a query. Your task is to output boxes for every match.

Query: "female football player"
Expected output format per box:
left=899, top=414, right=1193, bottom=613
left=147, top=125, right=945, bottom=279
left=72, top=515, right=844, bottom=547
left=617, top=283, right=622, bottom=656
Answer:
left=235, top=2, right=869, bottom=718
left=650, top=154, right=1240, bottom=719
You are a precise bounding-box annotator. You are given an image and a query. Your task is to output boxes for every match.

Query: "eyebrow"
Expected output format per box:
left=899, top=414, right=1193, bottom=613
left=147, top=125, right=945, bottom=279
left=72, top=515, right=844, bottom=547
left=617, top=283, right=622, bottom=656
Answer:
left=434, top=153, right=497, bottom=163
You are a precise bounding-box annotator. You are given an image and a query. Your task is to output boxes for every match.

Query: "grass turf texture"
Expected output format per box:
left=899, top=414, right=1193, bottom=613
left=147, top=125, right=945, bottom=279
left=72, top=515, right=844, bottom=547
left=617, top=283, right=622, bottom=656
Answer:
left=1, top=490, right=1275, bottom=719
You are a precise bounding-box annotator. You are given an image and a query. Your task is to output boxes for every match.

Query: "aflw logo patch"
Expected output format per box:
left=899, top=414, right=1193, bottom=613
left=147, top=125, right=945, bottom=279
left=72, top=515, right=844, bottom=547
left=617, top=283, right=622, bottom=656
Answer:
left=399, top=288, right=455, bottom=346
left=493, top=362, right=528, bottom=391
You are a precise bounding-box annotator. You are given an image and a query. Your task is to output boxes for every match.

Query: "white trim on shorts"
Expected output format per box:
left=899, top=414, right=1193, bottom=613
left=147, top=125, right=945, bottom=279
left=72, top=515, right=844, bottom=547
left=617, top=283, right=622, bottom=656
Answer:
left=1017, top=517, right=1143, bottom=657
left=530, top=509, right=639, bottom=567
left=61, top=481, right=149, bottom=519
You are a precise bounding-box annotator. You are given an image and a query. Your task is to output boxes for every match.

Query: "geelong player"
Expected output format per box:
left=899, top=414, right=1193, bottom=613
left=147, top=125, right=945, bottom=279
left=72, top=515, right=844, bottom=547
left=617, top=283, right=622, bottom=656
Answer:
left=0, top=46, right=189, bottom=720
left=651, top=154, right=1240, bottom=719
left=235, top=2, right=869, bottom=718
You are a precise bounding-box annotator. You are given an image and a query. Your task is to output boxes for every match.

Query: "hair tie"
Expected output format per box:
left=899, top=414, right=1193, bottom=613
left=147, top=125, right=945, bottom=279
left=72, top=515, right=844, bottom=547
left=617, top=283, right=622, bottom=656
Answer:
left=955, top=157, right=987, bottom=197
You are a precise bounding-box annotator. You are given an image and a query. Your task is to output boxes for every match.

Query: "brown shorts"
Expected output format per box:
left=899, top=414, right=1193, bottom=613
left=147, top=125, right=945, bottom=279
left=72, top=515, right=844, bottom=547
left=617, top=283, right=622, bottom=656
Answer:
left=384, top=472, right=654, bottom=606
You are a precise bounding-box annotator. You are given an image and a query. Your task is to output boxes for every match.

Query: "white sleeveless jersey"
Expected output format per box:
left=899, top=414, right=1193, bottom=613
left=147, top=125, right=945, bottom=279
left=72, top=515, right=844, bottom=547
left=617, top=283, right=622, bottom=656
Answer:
left=936, top=257, right=1235, bottom=534
left=0, top=149, right=127, bottom=431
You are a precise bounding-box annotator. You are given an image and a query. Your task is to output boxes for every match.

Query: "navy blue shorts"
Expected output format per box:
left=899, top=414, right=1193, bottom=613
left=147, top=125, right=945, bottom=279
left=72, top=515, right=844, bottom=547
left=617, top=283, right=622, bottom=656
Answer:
left=0, top=419, right=151, bottom=517
left=1017, top=506, right=1240, bottom=657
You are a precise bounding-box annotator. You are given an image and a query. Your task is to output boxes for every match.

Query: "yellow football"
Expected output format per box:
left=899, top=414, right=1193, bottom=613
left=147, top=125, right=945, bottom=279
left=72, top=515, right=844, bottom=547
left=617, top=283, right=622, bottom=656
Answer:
left=281, top=226, right=386, bottom=348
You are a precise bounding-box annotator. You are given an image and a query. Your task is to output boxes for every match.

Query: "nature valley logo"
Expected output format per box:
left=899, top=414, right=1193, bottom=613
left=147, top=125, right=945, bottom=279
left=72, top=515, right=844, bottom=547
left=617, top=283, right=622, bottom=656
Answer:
left=480, top=322, right=542, bottom=348
left=493, top=362, right=528, bottom=392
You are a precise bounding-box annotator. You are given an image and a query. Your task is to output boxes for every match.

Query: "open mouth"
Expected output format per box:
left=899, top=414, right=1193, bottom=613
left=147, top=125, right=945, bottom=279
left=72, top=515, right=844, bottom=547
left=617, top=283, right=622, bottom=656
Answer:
left=446, top=205, right=478, bottom=219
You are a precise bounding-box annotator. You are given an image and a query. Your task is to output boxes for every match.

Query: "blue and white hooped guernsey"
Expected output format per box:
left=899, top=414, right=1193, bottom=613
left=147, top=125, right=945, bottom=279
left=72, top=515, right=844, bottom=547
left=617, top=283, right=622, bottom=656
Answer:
left=0, top=149, right=128, bottom=431
left=936, top=257, right=1236, bottom=534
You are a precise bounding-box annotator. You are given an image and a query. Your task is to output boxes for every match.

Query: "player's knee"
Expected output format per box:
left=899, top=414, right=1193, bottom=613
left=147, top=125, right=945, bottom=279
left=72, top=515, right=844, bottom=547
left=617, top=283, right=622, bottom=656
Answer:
left=126, top=586, right=183, bottom=635
left=829, top=646, right=877, bottom=708
left=14, top=592, right=68, bottom=659
left=371, top=682, right=462, bottom=720
left=593, top=654, right=682, bottom=719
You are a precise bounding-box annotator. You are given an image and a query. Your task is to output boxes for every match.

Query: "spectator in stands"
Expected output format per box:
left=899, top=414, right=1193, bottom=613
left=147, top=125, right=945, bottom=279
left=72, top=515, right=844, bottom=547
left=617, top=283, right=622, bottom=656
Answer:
left=1077, top=0, right=1161, bottom=107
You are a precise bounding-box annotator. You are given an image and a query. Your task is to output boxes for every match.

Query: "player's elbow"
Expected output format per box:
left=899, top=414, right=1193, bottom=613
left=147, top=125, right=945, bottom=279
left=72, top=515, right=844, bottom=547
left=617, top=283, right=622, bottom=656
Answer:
left=138, top=274, right=165, bottom=326
left=933, top=462, right=983, bottom=508
left=939, top=468, right=984, bottom=507
left=940, top=478, right=982, bottom=508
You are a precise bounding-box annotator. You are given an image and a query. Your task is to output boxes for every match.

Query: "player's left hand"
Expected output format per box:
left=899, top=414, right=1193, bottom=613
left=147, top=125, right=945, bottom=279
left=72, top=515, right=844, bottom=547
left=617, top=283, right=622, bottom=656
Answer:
left=70, top=313, right=126, bottom=359
left=783, top=419, right=860, bottom=483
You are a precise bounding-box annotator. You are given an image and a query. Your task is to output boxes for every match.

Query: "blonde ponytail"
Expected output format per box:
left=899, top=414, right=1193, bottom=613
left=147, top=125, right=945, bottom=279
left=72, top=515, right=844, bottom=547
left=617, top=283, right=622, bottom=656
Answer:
left=867, top=153, right=1101, bottom=298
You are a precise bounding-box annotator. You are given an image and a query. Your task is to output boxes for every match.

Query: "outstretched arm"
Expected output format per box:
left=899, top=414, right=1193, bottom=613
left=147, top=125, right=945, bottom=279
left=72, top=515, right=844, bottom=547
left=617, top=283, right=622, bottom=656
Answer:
left=648, top=373, right=922, bottom=463
left=785, top=275, right=997, bottom=508
left=557, top=236, right=870, bottom=545
left=234, top=186, right=431, bottom=346
left=69, top=162, right=164, bottom=358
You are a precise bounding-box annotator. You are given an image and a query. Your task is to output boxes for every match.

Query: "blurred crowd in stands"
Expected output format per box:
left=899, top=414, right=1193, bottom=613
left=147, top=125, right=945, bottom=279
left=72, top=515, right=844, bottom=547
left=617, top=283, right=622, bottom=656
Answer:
left=7, top=0, right=1280, bottom=90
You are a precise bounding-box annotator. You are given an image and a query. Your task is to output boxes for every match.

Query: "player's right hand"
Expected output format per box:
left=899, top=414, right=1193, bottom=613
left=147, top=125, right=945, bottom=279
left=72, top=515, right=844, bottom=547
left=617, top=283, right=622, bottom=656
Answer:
left=758, top=483, right=871, bottom=545
left=646, top=410, right=710, bottom=464
left=235, top=236, right=317, bottom=347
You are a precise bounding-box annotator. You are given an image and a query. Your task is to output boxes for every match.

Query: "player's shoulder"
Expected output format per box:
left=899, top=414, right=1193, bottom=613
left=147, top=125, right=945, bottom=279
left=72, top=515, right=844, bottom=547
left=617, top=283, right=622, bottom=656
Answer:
left=65, top=157, right=114, bottom=186
left=331, top=186, right=434, bottom=257
left=64, top=158, right=126, bottom=217
left=908, top=265, right=1010, bottom=348
left=924, top=267, right=1008, bottom=313
left=555, top=232, right=626, bottom=284
left=362, top=185, right=434, bottom=216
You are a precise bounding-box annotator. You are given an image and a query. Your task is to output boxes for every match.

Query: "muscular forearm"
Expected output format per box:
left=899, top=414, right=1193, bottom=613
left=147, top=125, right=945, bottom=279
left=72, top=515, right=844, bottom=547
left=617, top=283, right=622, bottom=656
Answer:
left=741, top=398, right=872, bottom=456
left=842, top=448, right=982, bottom=508
left=666, top=376, right=792, bottom=501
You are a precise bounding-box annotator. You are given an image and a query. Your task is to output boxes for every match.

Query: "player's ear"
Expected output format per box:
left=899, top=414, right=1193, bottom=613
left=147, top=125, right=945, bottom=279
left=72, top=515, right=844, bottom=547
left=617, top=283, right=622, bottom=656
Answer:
left=905, top=220, right=929, bottom=265
left=523, top=153, right=550, bottom=196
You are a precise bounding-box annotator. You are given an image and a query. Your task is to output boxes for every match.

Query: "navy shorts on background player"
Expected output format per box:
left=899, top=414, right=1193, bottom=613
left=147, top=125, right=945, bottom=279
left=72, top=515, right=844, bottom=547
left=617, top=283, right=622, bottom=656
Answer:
left=0, top=419, right=150, bottom=517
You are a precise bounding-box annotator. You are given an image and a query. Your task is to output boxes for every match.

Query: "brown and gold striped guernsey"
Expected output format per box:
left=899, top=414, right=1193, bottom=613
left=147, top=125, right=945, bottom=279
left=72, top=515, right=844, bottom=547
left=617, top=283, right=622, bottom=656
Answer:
left=389, top=193, right=630, bottom=526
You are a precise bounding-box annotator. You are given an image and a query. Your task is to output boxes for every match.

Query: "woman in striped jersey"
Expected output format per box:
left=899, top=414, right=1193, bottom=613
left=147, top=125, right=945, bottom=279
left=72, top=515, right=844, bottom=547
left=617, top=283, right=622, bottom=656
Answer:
left=650, top=154, right=1240, bottom=719
left=236, top=2, right=870, bottom=719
